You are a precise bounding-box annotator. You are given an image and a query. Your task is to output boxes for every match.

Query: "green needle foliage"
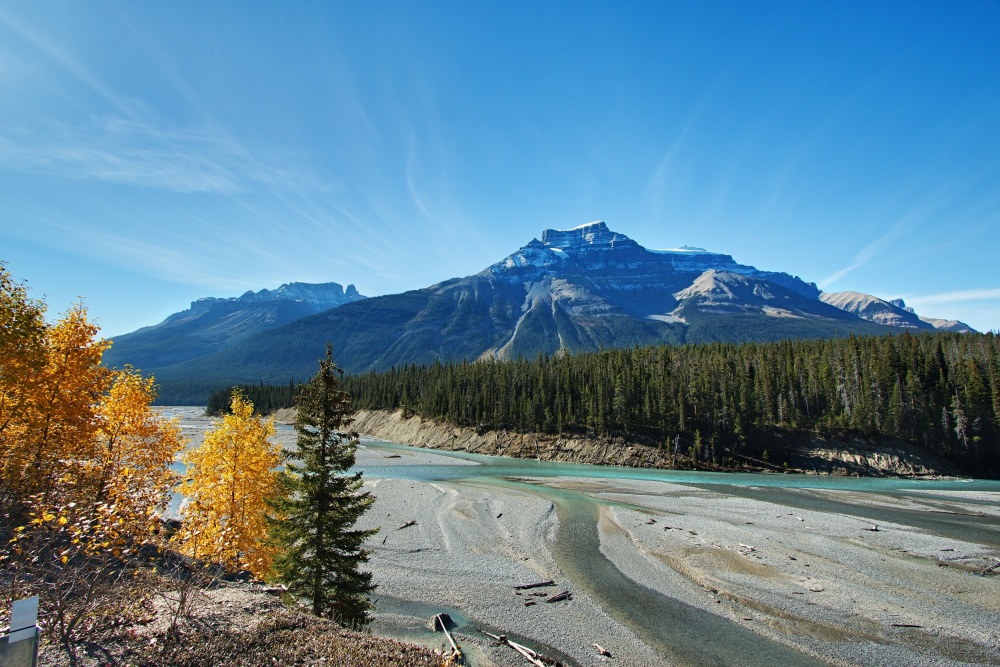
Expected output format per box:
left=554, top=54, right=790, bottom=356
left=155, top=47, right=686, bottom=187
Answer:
left=272, top=345, right=377, bottom=627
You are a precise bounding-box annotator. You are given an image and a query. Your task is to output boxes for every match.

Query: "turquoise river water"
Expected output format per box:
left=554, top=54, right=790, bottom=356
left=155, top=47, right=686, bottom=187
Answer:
left=355, top=438, right=1000, bottom=666
left=161, top=409, right=1000, bottom=666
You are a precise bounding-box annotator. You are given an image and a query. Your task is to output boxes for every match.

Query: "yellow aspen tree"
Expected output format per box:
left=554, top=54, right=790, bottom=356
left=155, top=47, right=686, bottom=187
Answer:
left=22, top=304, right=110, bottom=500
left=173, top=392, right=285, bottom=578
left=0, top=265, right=48, bottom=490
left=88, top=367, right=185, bottom=547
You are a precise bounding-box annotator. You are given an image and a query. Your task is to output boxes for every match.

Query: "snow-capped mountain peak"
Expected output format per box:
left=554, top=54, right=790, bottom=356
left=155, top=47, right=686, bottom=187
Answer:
left=540, top=221, right=640, bottom=252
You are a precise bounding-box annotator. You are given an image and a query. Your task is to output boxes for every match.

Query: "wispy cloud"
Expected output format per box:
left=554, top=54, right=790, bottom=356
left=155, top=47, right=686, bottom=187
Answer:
left=903, top=288, right=1000, bottom=332
left=0, top=118, right=310, bottom=194
left=0, top=11, right=141, bottom=117
left=645, top=111, right=702, bottom=225
left=905, top=288, right=1000, bottom=307
left=818, top=174, right=975, bottom=290
left=818, top=217, right=914, bottom=289
left=0, top=8, right=318, bottom=196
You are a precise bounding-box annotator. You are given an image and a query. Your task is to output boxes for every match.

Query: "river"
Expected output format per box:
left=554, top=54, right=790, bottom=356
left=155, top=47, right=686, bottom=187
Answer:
left=162, top=407, right=1000, bottom=666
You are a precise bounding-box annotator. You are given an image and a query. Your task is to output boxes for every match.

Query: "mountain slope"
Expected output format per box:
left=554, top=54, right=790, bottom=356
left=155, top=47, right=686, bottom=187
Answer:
left=103, top=282, right=364, bottom=371
left=919, top=316, right=976, bottom=333
left=820, top=291, right=977, bottom=333
left=138, top=222, right=913, bottom=403
left=819, top=291, right=933, bottom=329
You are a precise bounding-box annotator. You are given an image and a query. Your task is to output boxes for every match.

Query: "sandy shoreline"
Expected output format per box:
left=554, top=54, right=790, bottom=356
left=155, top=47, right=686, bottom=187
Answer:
left=354, top=442, right=1000, bottom=667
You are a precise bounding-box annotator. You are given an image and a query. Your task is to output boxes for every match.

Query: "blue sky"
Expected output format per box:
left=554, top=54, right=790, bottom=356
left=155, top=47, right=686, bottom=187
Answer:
left=1, top=1, right=998, bottom=336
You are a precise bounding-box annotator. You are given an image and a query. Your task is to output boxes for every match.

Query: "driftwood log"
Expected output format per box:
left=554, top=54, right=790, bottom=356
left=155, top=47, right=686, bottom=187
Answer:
left=515, top=580, right=555, bottom=590
left=481, top=631, right=547, bottom=667
left=545, top=590, right=571, bottom=603
left=433, top=613, right=462, bottom=661
left=398, top=519, right=417, bottom=530
left=593, top=643, right=612, bottom=657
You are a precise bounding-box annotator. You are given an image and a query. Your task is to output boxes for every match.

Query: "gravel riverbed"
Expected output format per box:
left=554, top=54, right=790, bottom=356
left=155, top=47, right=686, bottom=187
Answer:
left=354, top=443, right=1000, bottom=667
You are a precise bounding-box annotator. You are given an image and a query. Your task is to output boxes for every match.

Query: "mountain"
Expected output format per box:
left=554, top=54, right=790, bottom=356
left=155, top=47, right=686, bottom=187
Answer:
left=917, top=316, right=976, bottom=333
left=818, top=291, right=933, bottom=329
left=102, top=282, right=365, bottom=371
left=819, top=291, right=977, bottom=333
left=114, top=222, right=971, bottom=404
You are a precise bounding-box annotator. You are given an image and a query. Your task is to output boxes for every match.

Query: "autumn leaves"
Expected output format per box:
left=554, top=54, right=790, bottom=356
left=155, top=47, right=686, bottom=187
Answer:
left=2, top=264, right=377, bottom=644
left=174, top=393, right=286, bottom=579
left=1, top=264, right=282, bottom=580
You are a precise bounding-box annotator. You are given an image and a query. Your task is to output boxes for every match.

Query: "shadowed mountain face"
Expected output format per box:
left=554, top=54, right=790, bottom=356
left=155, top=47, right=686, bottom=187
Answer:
left=102, top=282, right=365, bottom=371
left=111, top=222, right=949, bottom=404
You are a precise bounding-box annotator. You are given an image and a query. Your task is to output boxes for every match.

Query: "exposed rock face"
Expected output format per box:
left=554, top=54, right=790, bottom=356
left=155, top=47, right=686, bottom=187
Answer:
left=820, top=291, right=934, bottom=329
left=196, top=281, right=363, bottom=311
left=352, top=409, right=676, bottom=468
left=486, top=221, right=819, bottom=299
left=114, top=222, right=973, bottom=404
left=671, top=270, right=851, bottom=321
left=352, top=409, right=962, bottom=477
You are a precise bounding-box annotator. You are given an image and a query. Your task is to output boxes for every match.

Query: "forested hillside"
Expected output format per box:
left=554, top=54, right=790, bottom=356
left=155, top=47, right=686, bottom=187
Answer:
left=342, top=332, right=1000, bottom=476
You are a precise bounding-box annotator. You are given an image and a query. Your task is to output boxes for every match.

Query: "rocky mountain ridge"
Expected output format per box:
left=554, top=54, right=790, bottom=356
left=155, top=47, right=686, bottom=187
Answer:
left=104, top=222, right=972, bottom=404
left=102, top=281, right=365, bottom=371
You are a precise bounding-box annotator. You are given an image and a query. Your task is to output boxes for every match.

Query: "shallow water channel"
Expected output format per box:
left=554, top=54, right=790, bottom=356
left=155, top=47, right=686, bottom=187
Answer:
left=161, top=409, right=1000, bottom=665
left=355, top=437, right=1000, bottom=666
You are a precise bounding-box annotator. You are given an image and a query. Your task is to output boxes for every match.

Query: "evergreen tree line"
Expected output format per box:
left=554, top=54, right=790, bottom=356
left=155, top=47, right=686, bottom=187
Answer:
left=206, top=380, right=299, bottom=415
left=341, top=332, right=1000, bottom=474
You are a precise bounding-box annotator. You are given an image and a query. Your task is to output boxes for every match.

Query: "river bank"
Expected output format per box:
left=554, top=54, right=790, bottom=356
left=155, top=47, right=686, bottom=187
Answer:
left=353, top=441, right=1000, bottom=666
left=349, top=408, right=965, bottom=478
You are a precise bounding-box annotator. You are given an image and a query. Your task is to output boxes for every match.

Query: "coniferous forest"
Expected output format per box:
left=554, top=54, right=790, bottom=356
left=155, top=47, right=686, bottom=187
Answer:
left=206, top=380, right=299, bottom=416
left=340, top=332, right=1000, bottom=476
left=208, top=332, right=1000, bottom=476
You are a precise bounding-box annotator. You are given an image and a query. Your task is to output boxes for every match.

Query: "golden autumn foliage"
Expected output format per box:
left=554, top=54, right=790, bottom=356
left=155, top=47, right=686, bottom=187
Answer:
left=173, top=392, right=286, bottom=578
left=1, top=264, right=188, bottom=654
left=1, top=301, right=111, bottom=501
left=91, top=367, right=185, bottom=542
left=1, top=265, right=184, bottom=523
left=0, top=267, right=47, bottom=463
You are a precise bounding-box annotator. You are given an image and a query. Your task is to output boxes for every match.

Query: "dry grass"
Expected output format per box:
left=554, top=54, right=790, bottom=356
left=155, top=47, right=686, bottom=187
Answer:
left=117, top=611, right=444, bottom=667
left=36, top=577, right=446, bottom=667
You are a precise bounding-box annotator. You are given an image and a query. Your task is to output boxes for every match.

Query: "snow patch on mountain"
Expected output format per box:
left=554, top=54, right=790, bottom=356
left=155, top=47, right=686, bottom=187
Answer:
left=486, top=222, right=819, bottom=300
left=647, top=313, right=686, bottom=324
left=540, top=221, right=639, bottom=252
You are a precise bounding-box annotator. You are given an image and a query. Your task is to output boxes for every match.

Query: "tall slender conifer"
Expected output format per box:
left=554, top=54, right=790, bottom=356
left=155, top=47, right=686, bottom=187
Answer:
left=273, top=345, right=377, bottom=627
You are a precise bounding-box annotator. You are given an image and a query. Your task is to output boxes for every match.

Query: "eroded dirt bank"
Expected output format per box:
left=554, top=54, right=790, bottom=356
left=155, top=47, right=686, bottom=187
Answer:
left=349, top=408, right=964, bottom=477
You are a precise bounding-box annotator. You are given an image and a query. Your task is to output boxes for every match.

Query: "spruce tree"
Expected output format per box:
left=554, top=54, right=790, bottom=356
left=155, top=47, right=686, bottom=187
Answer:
left=273, top=345, right=377, bottom=627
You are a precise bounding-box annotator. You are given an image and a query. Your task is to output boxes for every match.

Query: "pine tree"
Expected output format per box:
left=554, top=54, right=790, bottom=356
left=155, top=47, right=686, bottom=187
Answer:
left=273, top=345, right=377, bottom=627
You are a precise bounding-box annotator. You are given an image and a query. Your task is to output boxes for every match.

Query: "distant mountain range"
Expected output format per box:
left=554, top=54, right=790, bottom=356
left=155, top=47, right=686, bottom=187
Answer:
left=102, top=282, right=365, bottom=370
left=105, top=222, right=974, bottom=404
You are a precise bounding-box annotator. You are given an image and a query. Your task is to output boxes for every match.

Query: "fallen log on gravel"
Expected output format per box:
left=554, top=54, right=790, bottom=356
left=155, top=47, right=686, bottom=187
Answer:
left=593, top=643, right=612, bottom=657
left=480, top=631, right=552, bottom=667
left=432, top=613, right=462, bottom=662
